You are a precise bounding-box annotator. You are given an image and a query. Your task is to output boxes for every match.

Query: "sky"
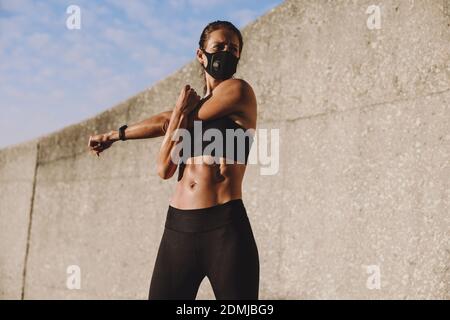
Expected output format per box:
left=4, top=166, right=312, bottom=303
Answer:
left=0, top=0, right=283, bottom=149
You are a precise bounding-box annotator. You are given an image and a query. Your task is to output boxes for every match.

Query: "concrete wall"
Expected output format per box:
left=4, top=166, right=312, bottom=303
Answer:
left=0, top=0, right=449, bottom=299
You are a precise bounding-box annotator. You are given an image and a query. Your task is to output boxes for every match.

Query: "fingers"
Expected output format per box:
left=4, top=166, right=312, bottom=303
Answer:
left=90, top=140, right=102, bottom=149
left=189, top=89, right=200, bottom=101
left=182, top=84, right=197, bottom=95
left=181, top=84, right=191, bottom=95
left=88, top=134, right=104, bottom=158
left=88, top=135, right=97, bottom=148
left=89, top=135, right=101, bottom=147
left=186, top=87, right=198, bottom=98
left=92, top=144, right=103, bottom=152
left=89, top=149, right=100, bottom=157
left=177, top=85, right=200, bottom=112
left=184, top=97, right=201, bottom=115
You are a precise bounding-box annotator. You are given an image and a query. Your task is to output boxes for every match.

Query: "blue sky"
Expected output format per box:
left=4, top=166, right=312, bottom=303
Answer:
left=0, top=0, right=283, bottom=149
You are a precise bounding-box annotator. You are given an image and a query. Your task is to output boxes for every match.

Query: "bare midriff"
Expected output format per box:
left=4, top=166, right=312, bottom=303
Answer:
left=169, top=155, right=247, bottom=210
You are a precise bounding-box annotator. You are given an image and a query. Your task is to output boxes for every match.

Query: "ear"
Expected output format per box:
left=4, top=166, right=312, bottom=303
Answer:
left=196, top=48, right=206, bottom=67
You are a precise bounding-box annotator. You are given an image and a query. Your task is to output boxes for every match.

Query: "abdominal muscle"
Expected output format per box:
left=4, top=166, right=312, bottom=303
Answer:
left=169, top=155, right=247, bottom=210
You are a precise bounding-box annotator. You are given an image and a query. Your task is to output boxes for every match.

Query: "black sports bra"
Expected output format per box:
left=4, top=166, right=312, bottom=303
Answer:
left=176, top=115, right=255, bottom=181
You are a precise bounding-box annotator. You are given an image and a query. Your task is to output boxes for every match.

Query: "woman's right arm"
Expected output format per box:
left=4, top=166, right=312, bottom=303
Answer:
left=88, top=110, right=172, bottom=156
left=107, top=110, right=173, bottom=141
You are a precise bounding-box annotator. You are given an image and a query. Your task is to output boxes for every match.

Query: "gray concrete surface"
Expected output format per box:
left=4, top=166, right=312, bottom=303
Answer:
left=0, top=0, right=449, bottom=299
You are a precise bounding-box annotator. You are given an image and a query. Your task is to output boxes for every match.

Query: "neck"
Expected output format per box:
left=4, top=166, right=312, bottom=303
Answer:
left=205, top=74, right=223, bottom=96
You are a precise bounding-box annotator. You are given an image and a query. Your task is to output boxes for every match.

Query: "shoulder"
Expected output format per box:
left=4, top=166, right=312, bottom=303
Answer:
left=217, top=78, right=254, bottom=96
left=215, top=78, right=256, bottom=108
left=217, top=79, right=257, bottom=128
left=193, top=78, right=256, bottom=123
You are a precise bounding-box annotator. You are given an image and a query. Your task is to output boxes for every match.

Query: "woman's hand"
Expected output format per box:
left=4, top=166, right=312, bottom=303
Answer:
left=88, top=132, right=115, bottom=157
left=175, top=85, right=201, bottom=116
left=175, top=85, right=201, bottom=129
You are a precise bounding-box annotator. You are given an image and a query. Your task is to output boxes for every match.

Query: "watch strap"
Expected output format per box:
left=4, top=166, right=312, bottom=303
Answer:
left=119, top=124, right=128, bottom=141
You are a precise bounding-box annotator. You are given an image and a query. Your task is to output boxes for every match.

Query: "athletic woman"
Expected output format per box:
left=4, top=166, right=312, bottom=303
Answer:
left=88, top=20, right=259, bottom=300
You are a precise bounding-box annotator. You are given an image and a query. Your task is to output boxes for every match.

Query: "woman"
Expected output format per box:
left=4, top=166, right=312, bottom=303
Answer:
left=88, top=21, right=259, bottom=300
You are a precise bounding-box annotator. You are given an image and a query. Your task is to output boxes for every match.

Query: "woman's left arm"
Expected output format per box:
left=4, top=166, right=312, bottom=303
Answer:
left=157, top=85, right=200, bottom=180
left=192, top=79, right=256, bottom=122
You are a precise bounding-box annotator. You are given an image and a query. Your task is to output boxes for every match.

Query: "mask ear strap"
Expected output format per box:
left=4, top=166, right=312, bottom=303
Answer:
left=200, top=48, right=210, bottom=70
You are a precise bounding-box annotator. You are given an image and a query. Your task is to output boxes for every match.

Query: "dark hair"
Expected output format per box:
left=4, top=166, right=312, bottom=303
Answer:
left=198, top=20, right=244, bottom=95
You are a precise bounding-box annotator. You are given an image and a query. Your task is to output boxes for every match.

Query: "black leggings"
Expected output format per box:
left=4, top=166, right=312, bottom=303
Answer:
left=148, top=198, right=259, bottom=300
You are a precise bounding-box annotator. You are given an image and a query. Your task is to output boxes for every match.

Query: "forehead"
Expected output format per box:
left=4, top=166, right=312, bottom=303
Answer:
left=206, top=29, right=239, bottom=47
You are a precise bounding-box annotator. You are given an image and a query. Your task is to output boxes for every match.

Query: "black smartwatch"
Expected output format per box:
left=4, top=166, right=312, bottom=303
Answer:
left=118, top=124, right=128, bottom=141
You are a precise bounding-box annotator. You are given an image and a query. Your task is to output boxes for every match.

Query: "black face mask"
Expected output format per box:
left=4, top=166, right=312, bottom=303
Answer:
left=201, top=49, right=239, bottom=80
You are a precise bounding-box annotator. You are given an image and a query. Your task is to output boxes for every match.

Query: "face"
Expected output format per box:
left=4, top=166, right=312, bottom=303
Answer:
left=197, top=28, right=240, bottom=68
